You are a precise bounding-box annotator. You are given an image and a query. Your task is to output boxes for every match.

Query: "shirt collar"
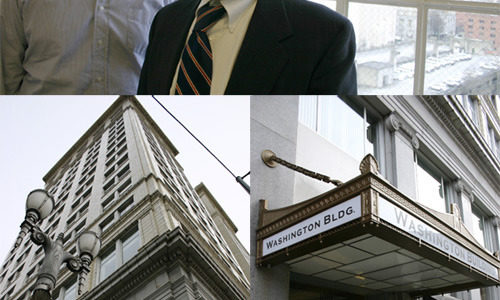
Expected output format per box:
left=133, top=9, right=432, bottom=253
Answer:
left=198, top=0, right=256, bottom=32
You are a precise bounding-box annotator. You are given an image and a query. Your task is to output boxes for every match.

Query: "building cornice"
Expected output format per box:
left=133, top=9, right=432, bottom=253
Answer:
left=422, top=97, right=500, bottom=210
left=81, top=227, right=248, bottom=300
left=43, top=97, right=179, bottom=184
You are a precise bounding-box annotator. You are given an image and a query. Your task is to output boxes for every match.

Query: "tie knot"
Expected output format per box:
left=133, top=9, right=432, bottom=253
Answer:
left=194, top=4, right=225, bottom=32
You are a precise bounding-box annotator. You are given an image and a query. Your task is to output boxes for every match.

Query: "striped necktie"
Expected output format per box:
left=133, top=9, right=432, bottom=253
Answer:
left=175, top=4, right=225, bottom=95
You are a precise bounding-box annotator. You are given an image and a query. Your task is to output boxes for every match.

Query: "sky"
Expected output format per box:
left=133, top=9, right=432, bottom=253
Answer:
left=0, top=96, right=250, bottom=262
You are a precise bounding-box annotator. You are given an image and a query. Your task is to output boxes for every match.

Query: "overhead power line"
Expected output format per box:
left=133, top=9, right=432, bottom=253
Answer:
left=151, top=95, right=250, bottom=194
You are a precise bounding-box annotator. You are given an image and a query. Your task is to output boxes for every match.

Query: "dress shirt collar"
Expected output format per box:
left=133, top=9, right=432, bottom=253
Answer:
left=198, top=0, right=256, bottom=32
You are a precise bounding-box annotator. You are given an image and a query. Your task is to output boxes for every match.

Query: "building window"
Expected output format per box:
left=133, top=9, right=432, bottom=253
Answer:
left=99, top=215, right=115, bottom=233
left=471, top=207, right=486, bottom=247
left=98, top=226, right=140, bottom=283
left=488, top=125, right=497, bottom=153
left=66, top=214, right=76, bottom=227
left=116, top=164, right=130, bottom=182
left=122, top=230, right=140, bottom=263
left=54, top=279, right=77, bottom=300
left=415, top=155, right=448, bottom=213
left=99, top=196, right=134, bottom=234
left=62, top=282, right=76, bottom=300
left=64, top=219, right=86, bottom=246
left=5, top=286, right=15, bottom=299
left=99, top=249, right=117, bottom=282
left=102, top=194, right=115, bottom=210
left=103, top=178, right=115, bottom=194
left=25, top=267, right=35, bottom=284
left=460, top=96, right=479, bottom=125
left=496, top=138, right=500, bottom=160
left=351, top=3, right=418, bottom=94
left=117, top=198, right=133, bottom=217
left=299, top=96, right=375, bottom=162
left=307, top=1, right=500, bottom=94
left=117, top=178, right=132, bottom=196
left=116, top=153, right=128, bottom=168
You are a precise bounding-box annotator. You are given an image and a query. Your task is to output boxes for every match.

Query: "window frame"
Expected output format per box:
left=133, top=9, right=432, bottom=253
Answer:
left=298, top=96, right=381, bottom=166
left=414, top=152, right=451, bottom=214
left=98, top=248, right=117, bottom=283
left=315, top=0, right=500, bottom=94
left=97, top=226, right=141, bottom=284
left=471, top=205, right=487, bottom=247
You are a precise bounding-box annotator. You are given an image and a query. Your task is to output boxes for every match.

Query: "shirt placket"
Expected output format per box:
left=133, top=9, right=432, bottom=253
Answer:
left=92, top=0, right=109, bottom=93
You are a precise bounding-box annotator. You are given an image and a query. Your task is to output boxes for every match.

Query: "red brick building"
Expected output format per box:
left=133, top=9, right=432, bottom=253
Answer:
left=456, top=12, right=500, bottom=54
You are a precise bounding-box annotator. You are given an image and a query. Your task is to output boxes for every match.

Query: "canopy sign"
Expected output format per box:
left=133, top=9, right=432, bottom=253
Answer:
left=379, top=197, right=498, bottom=280
left=262, top=196, right=361, bottom=256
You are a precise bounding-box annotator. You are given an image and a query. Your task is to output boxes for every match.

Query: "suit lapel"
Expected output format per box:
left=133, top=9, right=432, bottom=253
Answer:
left=225, top=0, right=293, bottom=94
left=162, top=0, right=200, bottom=89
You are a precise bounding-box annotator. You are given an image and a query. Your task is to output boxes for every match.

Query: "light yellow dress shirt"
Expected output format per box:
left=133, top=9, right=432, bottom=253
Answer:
left=169, top=0, right=257, bottom=95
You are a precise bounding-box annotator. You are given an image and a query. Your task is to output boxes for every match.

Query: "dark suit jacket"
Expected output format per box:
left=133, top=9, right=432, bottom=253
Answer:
left=137, top=0, right=357, bottom=94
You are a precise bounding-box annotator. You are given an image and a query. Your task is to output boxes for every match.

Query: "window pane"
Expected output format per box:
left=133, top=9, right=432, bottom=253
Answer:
left=100, top=215, right=114, bottom=233
left=99, top=251, right=116, bottom=282
left=460, top=96, right=479, bottom=124
left=299, top=96, right=318, bottom=130
left=350, top=3, right=417, bottom=94
left=497, top=139, right=500, bottom=159
left=415, top=159, right=447, bottom=213
left=318, top=96, right=372, bottom=161
left=64, top=281, right=77, bottom=300
left=309, top=0, right=336, bottom=11
left=424, top=10, right=500, bottom=94
left=471, top=210, right=485, bottom=246
left=122, top=230, right=140, bottom=263
left=118, top=197, right=134, bottom=217
left=299, top=97, right=374, bottom=161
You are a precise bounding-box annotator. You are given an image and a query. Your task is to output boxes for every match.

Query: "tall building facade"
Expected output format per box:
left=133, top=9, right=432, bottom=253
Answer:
left=0, top=97, right=249, bottom=300
left=251, top=96, right=500, bottom=300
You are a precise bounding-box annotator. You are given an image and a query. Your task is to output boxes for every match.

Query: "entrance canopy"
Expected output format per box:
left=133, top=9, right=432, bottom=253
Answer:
left=256, top=155, right=500, bottom=297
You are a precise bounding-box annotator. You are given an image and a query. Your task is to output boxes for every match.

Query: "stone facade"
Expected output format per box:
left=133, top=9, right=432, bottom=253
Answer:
left=0, top=97, right=249, bottom=300
left=250, top=96, right=500, bottom=300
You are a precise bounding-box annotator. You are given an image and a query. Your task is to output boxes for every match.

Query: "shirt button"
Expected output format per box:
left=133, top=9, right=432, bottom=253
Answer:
left=99, top=5, right=105, bottom=10
left=97, top=39, right=103, bottom=45
left=97, top=76, right=103, bottom=82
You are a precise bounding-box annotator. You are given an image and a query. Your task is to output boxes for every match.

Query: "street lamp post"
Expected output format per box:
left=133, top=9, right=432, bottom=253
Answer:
left=15, top=190, right=54, bottom=249
left=13, top=190, right=101, bottom=300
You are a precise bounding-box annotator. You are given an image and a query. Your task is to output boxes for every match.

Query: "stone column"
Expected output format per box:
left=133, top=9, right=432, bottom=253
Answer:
left=384, top=112, right=419, bottom=199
